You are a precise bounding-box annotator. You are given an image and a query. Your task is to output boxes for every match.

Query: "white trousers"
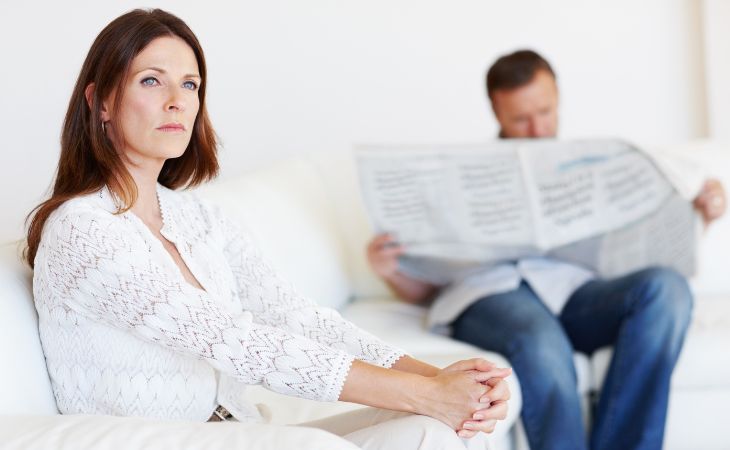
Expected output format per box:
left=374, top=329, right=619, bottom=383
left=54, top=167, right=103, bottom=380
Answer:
left=301, top=407, right=492, bottom=450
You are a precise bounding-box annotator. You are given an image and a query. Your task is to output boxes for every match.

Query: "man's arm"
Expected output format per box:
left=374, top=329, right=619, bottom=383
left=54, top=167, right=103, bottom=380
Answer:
left=366, top=234, right=438, bottom=304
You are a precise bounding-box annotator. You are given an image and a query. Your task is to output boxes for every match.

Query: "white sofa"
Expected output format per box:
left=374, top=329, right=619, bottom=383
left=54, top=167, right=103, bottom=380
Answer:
left=0, top=155, right=521, bottom=449
left=1, top=141, right=729, bottom=449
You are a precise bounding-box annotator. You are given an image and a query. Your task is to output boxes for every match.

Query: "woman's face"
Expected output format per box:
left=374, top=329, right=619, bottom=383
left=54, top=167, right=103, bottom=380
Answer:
left=104, top=36, right=201, bottom=165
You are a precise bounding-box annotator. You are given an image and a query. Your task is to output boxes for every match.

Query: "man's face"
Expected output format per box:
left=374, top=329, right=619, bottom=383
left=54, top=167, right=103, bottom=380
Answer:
left=490, top=69, right=559, bottom=138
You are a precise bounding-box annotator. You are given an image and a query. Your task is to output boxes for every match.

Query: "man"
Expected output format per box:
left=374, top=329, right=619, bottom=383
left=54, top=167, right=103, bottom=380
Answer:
left=366, top=49, right=727, bottom=450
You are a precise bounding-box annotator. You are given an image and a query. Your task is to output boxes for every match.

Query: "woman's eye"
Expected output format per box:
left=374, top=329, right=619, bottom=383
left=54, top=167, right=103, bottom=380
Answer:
left=141, top=77, right=159, bottom=86
left=182, top=80, right=198, bottom=90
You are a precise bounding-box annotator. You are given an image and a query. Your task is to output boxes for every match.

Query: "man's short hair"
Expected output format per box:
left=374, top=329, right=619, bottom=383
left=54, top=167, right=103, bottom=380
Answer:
left=486, top=49, right=556, bottom=99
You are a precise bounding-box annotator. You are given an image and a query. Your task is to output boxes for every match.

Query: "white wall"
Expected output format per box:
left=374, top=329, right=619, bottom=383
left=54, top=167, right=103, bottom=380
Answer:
left=0, top=0, right=713, bottom=242
left=703, top=0, right=730, bottom=139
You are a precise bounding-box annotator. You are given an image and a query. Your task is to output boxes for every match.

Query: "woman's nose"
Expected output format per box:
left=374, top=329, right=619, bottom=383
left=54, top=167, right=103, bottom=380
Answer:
left=165, top=89, right=185, bottom=112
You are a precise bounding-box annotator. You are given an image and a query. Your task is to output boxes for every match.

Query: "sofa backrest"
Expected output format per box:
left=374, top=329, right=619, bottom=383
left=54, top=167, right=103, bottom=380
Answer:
left=304, top=150, right=393, bottom=299
left=0, top=242, right=58, bottom=415
left=198, top=157, right=357, bottom=310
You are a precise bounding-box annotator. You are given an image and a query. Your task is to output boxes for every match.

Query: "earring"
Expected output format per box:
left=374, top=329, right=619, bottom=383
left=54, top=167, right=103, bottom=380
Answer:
left=101, top=121, right=106, bottom=134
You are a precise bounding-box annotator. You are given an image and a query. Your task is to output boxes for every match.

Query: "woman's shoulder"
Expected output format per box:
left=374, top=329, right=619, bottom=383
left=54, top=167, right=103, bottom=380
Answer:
left=36, top=189, right=136, bottom=270
left=46, top=189, right=122, bottom=231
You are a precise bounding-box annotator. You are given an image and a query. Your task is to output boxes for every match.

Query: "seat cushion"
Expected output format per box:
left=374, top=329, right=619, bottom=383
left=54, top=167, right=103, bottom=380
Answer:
left=663, top=388, right=730, bottom=450
left=0, top=414, right=358, bottom=450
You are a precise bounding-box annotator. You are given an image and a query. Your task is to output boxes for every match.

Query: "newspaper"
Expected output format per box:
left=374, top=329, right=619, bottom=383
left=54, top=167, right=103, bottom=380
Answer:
left=355, top=139, right=698, bottom=283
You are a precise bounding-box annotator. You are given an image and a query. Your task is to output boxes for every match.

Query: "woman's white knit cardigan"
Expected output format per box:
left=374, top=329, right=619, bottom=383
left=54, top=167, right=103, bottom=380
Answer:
left=32, top=185, right=405, bottom=422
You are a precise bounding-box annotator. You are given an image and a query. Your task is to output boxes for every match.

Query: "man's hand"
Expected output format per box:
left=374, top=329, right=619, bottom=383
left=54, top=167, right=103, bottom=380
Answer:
left=366, top=233, right=404, bottom=280
left=694, top=179, right=726, bottom=225
left=366, top=233, right=437, bottom=304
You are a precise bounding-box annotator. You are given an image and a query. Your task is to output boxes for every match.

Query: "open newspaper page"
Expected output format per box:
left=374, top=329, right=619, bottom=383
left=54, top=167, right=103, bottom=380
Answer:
left=549, top=195, right=697, bottom=279
left=518, top=140, right=674, bottom=249
left=355, top=139, right=698, bottom=284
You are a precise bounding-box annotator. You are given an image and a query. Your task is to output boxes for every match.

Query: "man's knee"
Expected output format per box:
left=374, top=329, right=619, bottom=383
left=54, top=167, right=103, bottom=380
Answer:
left=632, top=267, right=693, bottom=324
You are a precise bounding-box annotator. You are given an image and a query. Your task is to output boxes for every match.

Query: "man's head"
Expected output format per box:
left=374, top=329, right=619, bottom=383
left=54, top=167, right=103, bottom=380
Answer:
left=486, top=50, right=559, bottom=138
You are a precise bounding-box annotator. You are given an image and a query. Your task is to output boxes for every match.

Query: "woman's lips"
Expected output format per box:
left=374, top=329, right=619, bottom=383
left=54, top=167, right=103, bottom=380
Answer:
left=156, top=123, right=186, bottom=132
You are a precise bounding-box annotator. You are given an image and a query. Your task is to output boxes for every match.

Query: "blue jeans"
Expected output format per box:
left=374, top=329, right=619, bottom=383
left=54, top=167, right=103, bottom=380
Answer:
left=451, top=267, right=693, bottom=450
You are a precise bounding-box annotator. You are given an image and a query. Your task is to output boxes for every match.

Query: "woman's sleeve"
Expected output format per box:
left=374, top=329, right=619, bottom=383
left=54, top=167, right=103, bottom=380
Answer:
left=214, top=206, right=406, bottom=370
left=40, top=209, right=354, bottom=402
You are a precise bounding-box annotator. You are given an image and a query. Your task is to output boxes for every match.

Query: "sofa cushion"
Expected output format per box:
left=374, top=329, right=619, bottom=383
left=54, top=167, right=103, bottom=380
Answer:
left=198, top=158, right=352, bottom=310
left=663, top=388, right=730, bottom=450
left=0, top=242, right=58, bottom=415
left=0, top=414, right=358, bottom=450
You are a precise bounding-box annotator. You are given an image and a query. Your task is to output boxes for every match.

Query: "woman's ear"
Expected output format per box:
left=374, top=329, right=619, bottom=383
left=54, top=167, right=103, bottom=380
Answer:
left=84, top=83, right=111, bottom=122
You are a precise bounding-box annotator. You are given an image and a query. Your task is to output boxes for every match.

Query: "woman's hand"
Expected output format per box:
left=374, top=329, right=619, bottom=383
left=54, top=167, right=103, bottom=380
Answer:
left=339, top=358, right=510, bottom=438
left=415, top=369, right=495, bottom=430
left=440, top=358, right=512, bottom=438
left=459, top=377, right=510, bottom=437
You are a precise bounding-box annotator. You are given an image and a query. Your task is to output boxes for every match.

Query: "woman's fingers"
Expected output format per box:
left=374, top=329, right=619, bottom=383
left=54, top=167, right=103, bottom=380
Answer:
left=461, top=419, right=498, bottom=434
left=426, top=364, right=511, bottom=432
left=457, top=429, right=478, bottom=438
left=457, top=399, right=509, bottom=437
left=472, top=367, right=512, bottom=383
left=479, top=378, right=510, bottom=404
left=442, top=358, right=496, bottom=374
left=473, top=400, right=509, bottom=422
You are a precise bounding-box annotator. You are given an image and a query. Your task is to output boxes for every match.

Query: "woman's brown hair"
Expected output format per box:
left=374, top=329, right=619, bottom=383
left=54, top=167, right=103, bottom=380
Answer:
left=25, top=9, right=218, bottom=268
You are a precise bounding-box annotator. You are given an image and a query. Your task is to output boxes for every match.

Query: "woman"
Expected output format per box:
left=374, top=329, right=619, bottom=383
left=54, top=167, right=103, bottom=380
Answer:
left=26, top=9, right=510, bottom=449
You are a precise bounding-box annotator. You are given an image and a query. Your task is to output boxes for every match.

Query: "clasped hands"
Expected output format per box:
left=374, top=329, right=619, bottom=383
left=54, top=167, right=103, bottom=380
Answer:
left=425, top=358, right=512, bottom=439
